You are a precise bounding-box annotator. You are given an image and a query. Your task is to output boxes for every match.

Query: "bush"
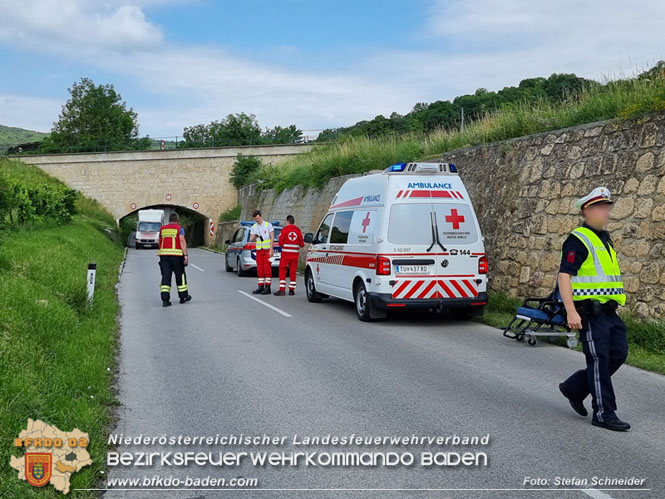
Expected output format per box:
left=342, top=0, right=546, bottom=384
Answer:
left=0, top=159, right=78, bottom=227
left=230, top=154, right=263, bottom=189
left=219, top=205, right=241, bottom=222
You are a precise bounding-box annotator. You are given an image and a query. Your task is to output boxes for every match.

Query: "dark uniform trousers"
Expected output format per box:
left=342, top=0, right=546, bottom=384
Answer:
left=159, top=255, right=188, bottom=302
left=561, top=305, right=628, bottom=422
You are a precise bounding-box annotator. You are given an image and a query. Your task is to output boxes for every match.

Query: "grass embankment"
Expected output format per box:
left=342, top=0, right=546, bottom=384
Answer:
left=478, top=292, right=665, bottom=375
left=250, top=75, right=665, bottom=192
left=0, top=159, right=124, bottom=497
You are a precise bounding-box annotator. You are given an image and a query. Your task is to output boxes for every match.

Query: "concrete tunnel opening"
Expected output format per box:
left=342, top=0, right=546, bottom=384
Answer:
left=119, top=205, right=208, bottom=249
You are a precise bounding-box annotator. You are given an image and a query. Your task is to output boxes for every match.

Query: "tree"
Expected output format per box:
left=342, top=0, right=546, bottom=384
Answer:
left=230, top=154, right=263, bottom=188
left=181, top=113, right=262, bottom=147
left=42, top=78, right=140, bottom=153
left=261, top=125, right=303, bottom=144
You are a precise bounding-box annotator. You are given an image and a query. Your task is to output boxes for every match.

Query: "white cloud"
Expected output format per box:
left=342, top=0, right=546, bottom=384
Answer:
left=0, top=93, right=61, bottom=132
left=0, top=0, right=163, bottom=53
left=1, top=0, right=665, bottom=136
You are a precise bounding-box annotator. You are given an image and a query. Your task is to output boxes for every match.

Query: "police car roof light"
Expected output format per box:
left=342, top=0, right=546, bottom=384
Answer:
left=386, top=162, right=407, bottom=172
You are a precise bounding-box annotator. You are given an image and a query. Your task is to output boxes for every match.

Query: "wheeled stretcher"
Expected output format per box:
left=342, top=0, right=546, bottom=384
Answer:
left=502, top=285, right=578, bottom=348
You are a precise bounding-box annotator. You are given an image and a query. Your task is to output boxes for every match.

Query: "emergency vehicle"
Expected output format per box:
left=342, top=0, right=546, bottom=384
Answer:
left=303, top=162, right=488, bottom=321
left=224, top=221, right=282, bottom=276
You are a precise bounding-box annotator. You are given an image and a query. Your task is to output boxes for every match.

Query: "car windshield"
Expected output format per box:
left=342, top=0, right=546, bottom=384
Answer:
left=138, top=222, right=161, bottom=232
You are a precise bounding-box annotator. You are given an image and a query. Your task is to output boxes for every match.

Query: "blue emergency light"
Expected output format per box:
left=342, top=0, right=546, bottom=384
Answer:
left=387, top=162, right=407, bottom=172
left=449, top=163, right=457, bottom=173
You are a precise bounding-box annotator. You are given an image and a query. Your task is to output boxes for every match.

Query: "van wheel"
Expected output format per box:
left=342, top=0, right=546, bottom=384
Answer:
left=305, top=269, right=324, bottom=302
left=236, top=258, right=247, bottom=277
left=354, top=282, right=373, bottom=321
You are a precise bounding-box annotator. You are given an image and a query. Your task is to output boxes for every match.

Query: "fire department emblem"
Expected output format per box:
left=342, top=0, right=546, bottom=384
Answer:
left=25, top=453, right=52, bottom=487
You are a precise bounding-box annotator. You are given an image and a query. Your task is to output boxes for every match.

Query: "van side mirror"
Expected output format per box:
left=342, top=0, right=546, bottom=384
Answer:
left=303, top=233, right=314, bottom=243
left=224, top=239, right=231, bottom=245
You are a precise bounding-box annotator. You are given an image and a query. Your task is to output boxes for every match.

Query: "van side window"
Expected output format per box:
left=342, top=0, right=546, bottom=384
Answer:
left=330, top=211, right=353, bottom=244
left=315, top=213, right=334, bottom=244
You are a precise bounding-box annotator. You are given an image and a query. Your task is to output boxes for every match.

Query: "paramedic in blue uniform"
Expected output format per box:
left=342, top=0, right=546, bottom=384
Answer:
left=558, top=187, right=630, bottom=431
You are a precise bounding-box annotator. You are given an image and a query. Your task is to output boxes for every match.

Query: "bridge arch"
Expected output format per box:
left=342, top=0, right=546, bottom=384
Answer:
left=120, top=203, right=211, bottom=248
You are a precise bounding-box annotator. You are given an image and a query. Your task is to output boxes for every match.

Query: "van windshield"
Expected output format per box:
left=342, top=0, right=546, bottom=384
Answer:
left=387, top=202, right=478, bottom=245
left=138, top=222, right=161, bottom=232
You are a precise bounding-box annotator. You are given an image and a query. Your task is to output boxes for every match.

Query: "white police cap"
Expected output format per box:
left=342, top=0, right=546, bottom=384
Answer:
left=575, top=186, right=613, bottom=210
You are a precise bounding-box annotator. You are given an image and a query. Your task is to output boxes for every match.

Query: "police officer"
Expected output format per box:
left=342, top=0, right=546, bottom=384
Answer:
left=274, top=214, right=304, bottom=296
left=558, top=187, right=629, bottom=431
left=249, top=210, right=274, bottom=295
left=157, top=212, right=192, bottom=307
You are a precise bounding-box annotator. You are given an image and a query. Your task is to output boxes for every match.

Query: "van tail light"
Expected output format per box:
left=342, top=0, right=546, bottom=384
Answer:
left=377, top=256, right=391, bottom=275
left=478, top=256, right=488, bottom=274
left=243, top=242, right=256, bottom=250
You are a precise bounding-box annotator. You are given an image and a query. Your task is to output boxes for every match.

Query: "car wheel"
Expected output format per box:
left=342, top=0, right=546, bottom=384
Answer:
left=236, top=258, right=247, bottom=277
left=354, top=281, right=372, bottom=321
left=305, top=269, right=323, bottom=303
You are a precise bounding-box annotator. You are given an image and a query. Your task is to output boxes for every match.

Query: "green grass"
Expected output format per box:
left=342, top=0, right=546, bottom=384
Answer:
left=477, top=291, right=665, bottom=375
left=0, top=124, right=48, bottom=154
left=0, top=211, right=124, bottom=494
left=250, top=75, right=665, bottom=192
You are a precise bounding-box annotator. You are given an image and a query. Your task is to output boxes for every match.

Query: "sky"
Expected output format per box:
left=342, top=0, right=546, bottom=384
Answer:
left=0, top=0, right=664, bottom=138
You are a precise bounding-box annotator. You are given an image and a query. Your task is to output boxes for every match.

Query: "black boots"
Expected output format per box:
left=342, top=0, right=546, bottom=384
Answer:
left=180, top=295, right=192, bottom=304
left=289, top=290, right=295, bottom=296
left=592, top=418, right=631, bottom=431
left=252, top=286, right=264, bottom=294
left=274, top=290, right=285, bottom=296
left=559, top=383, right=588, bottom=417
left=162, top=301, right=172, bottom=307
left=261, top=286, right=271, bottom=295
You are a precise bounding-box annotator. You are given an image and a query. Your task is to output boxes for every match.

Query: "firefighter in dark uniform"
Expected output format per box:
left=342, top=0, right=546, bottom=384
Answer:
left=158, top=212, right=192, bottom=307
left=558, top=187, right=629, bottom=431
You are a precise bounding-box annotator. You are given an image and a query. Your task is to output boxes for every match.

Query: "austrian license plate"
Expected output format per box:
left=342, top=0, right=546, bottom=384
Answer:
left=395, top=265, right=430, bottom=275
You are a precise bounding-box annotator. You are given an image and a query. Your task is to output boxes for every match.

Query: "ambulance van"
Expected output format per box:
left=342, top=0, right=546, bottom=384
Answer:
left=303, top=162, right=488, bottom=321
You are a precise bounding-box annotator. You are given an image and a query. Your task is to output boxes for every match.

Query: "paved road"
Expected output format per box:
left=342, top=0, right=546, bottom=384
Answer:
left=103, top=248, right=664, bottom=499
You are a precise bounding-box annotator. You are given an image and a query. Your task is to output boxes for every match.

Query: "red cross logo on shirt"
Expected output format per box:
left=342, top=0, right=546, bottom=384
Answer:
left=445, top=209, right=465, bottom=230
left=361, top=212, right=371, bottom=233
left=288, top=231, right=297, bottom=241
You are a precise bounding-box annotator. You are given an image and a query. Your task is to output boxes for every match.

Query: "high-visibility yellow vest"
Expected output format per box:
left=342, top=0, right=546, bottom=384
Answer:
left=252, top=222, right=272, bottom=250
left=157, top=224, right=184, bottom=256
left=568, top=226, right=625, bottom=306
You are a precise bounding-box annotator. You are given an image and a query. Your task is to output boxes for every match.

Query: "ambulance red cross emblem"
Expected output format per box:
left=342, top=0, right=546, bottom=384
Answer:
left=361, top=212, right=371, bottom=233
left=288, top=232, right=297, bottom=241
left=445, top=209, right=465, bottom=229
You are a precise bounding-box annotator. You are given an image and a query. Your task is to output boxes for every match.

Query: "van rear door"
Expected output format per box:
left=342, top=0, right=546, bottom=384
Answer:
left=386, top=201, right=482, bottom=300
left=431, top=202, right=482, bottom=300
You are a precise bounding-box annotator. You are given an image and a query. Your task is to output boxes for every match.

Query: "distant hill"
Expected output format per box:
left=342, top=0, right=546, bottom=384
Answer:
left=0, top=124, right=48, bottom=154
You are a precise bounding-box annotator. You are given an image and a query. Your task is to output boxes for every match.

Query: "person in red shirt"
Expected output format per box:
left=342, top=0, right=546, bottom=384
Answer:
left=274, top=215, right=304, bottom=296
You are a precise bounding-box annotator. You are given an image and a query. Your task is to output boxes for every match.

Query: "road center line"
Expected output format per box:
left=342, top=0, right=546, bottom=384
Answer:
left=582, top=489, right=615, bottom=499
left=190, top=263, right=205, bottom=272
left=237, top=290, right=293, bottom=318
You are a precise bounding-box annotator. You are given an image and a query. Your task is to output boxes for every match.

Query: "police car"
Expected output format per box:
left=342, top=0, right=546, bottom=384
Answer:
left=303, top=162, right=488, bottom=321
left=224, top=221, right=282, bottom=276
